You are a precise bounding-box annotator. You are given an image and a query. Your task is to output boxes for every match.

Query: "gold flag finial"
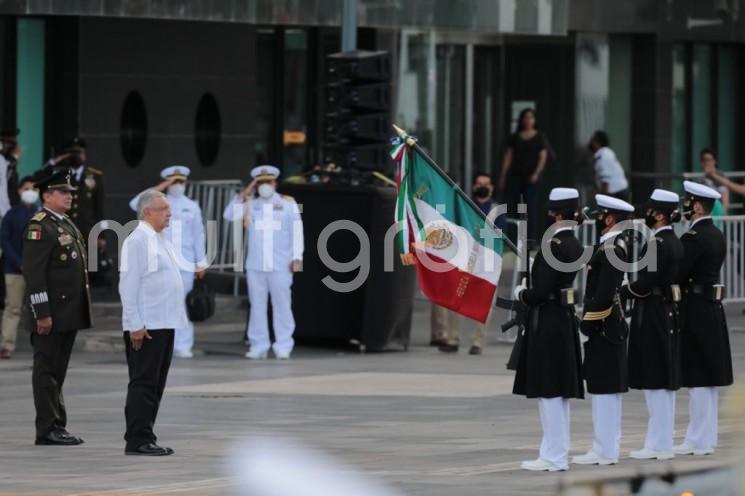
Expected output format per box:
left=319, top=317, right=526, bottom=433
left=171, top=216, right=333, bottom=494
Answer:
left=392, top=124, right=417, bottom=147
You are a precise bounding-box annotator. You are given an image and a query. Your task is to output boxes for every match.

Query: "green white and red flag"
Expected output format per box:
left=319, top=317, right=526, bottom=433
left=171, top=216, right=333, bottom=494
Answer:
left=391, top=133, right=503, bottom=323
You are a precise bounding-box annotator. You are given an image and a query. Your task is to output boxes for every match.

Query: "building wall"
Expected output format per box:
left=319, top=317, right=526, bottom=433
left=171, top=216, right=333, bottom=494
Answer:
left=74, top=17, right=256, bottom=223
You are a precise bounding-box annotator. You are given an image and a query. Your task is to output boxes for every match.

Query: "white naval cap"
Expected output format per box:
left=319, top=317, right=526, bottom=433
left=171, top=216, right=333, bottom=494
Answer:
left=649, top=189, right=679, bottom=203
left=595, top=193, right=635, bottom=213
left=160, top=165, right=191, bottom=180
left=683, top=180, right=721, bottom=200
left=546, top=187, right=579, bottom=210
left=549, top=187, right=579, bottom=201
left=251, top=165, right=280, bottom=181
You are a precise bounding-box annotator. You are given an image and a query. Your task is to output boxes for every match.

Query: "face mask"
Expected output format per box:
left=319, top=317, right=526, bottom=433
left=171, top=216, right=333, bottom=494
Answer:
left=68, top=156, right=83, bottom=167
left=168, top=183, right=186, bottom=197
left=473, top=187, right=491, bottom=199
left=258, top=183, right=275, bottom=199
left=644, top=211, right=657, bottom=229
left=682, top=200, right=693, bottom=220
left=20, top=189, right=39, bottom=205
left=595, top=215, right=607, bottom=236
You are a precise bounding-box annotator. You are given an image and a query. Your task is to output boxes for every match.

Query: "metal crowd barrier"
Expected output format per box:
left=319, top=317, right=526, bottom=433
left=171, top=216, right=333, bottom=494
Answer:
left=186, top=180, right=745, bottom=304
left=504, top=216, right=745, bottom=306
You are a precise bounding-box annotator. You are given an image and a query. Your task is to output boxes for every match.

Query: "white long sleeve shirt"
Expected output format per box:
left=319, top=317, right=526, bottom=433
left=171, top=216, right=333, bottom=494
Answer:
left=119, top=221, right=188, bottom=332
left=222, top=192, right=304, bottom=272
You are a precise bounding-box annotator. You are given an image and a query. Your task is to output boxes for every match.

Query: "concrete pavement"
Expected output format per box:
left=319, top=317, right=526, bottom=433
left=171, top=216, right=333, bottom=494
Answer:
left=1, top=297, right=743, bottom=495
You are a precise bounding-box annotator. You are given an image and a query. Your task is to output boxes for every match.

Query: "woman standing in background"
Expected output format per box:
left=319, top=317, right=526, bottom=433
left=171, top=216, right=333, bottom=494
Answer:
left=498, top=108, right=549, bottom=244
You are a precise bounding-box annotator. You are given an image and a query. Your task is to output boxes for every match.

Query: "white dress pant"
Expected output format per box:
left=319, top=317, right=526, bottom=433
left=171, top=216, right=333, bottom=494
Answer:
left=174, top=270, right=195, bottom=354
left=246, top=270, right=295, bottom=355
left=643, top=389, right=675, bottom=452
left=683, top=387, right=719, bottom=450
left=591, top=394, right=623, bottom=460
left=538, top=398, right=570, bottom=469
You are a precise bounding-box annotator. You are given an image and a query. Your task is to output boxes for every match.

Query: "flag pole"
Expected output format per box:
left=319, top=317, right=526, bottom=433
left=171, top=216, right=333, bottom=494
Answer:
left=392, top=124, right=519, bottom=256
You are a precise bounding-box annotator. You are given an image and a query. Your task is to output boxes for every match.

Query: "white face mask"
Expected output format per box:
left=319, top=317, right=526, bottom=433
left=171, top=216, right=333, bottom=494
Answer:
left=21, top=189, right=39, bottom=205
left=258, top=183, right=275, bottom=199
left=168, top=183, right=186, bottom=197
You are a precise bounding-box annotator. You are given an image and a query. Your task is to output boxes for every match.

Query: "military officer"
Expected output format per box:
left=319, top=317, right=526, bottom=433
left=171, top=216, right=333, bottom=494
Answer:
left=572, top=194, right=633, bottom=466
left=223, top=165, right=304, bottom=360
left=23, top=168, right=92, bottom=446
left=48, top=138, right=105, bottom=245
left=673, top=181, right=733, bottom=456
left=513, top=188, right=584, bottom=472
left=621, top=189, right=684, bottom=460
left=129, top=166, right=207, bottom=358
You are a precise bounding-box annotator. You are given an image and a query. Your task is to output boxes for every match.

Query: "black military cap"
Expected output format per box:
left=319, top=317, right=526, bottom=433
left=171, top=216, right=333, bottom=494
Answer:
left=0, top=128, right=19, bottom=141
left=63, top=137, right=87, bottom=153
left=34, top=168, right=78, bottom=193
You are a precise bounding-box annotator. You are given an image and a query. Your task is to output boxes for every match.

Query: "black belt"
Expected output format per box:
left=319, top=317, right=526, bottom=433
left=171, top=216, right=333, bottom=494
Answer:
left=686, top=284, right=724, bottom=302
left=650, top=285, right=681, bottom=302
left=545, top=288, right=575, bottom=306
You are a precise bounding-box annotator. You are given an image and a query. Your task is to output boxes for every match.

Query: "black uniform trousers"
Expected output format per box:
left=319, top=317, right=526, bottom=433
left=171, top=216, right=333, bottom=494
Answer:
left=123, top=329, right=174, bottom=450
left=31, top=330, right=78, bottom=439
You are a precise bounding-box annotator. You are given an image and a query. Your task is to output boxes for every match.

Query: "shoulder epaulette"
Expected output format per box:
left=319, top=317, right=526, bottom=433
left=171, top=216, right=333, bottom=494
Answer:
left=86, top=166, right=103, bottom=175
left=550, top=237, right=561, bottom=245
left=31, top=211, right=47, bottom=222
left=654, top=236, right=663, bottom=243
left=282, top=194, right=295, bottom=201
left=686, top=229, right=697, bottom=236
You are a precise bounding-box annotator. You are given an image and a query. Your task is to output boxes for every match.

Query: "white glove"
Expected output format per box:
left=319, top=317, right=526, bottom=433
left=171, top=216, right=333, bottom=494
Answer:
left=513, top=277, right=527, bottom=301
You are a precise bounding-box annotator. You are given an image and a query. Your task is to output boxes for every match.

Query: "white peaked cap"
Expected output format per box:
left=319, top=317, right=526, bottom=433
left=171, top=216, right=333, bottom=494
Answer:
left=595, top=194, right=634, bottom=213
left=160, top=165, right=191, bottom=179
left=549, top=187, right=579, bottom=201
left=683, top=180, right=721, bottom=200
left=649, top=189, right=679, bottom=203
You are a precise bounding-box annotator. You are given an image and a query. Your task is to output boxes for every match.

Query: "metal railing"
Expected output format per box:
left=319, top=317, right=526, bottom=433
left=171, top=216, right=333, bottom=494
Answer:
left=186, top=179, right=243, bottom=271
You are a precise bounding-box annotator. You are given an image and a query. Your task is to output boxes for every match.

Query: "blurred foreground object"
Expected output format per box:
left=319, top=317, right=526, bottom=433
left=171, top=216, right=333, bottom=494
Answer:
left=227, top=437, right=404, bottom=496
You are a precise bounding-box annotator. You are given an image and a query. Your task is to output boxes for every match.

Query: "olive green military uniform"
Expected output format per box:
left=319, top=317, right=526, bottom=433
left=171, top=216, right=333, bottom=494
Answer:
left=23, top=207, right=92, bottom=439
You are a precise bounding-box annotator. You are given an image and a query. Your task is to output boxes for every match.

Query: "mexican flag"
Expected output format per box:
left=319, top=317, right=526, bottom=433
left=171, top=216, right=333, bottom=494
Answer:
left=392, top=135, right=503, bottom=323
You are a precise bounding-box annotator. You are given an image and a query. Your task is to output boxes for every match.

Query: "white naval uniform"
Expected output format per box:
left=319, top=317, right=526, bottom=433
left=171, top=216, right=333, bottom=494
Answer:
left=129, top=191, right=207, bottom=354
left=223, top=192, right=304, bottom=355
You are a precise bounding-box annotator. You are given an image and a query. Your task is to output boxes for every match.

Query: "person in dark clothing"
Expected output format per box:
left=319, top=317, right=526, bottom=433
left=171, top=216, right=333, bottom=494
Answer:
left=513, top=187, right=584, bottom=472
left=0, top=176, right=38, bottom=358
left=673, top=180, right=733, bottom=457
left=498, top=109, right=550, bottom=243
left=621, top=189, right=684, bottom=460
left=572, top=194, right=634, bottom=466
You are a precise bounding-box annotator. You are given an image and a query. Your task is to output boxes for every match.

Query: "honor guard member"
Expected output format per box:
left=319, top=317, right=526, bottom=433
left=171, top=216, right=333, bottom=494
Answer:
left=621, top=189, right=684, bottom=460
left=23, top=168, right=92, bottom=446
left=673, top=181, right=733, bottom=456
left=513, top=188, right=585, bottom=472
left=129, top=166, right=207, bottom=358
left=49, top=138, right=105, bottom=245
left=223, top=166, right=304, bottom=360
left=572, top=194, right=633, bottom=466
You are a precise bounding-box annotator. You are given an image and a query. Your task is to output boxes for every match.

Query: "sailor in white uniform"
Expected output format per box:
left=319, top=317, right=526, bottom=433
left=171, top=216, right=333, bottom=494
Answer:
left=129, top=165, right=207, bottom=358
left=223, top=165, right=304, bottom=360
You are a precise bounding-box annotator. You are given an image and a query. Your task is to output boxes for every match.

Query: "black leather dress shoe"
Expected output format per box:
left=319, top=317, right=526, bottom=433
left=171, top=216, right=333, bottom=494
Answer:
left=125, top=442, right=174, bottom=456
left=438, top=343, right=459, bottom=353
left=429, top=338, right=449, bottom=347
left=35, top=430, right=84, bottom=446
left=468, top=346, right=483, bottom=355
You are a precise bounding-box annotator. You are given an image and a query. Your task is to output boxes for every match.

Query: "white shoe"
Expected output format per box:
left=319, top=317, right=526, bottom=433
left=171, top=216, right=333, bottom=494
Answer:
left=275, top=352, right=291, bottom=360
left=174, top=350, right=193, bottom=358
left=673, top=443, right=714, bottom=456
left=571, top=451, right=618, bottom=465
left=628, top=448, right=674, bottom=460
left=520, top=458, right=566, bottom=472
left=245, top=350, right=268, bottom=360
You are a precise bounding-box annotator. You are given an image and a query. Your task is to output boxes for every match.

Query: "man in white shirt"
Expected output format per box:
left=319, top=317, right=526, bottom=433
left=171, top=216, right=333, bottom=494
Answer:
left=223, top=165, right=304, bottom=360
left=129, top=166, right=207, bottom=358
left=119, top=189, right=187, bottom=456
left=589, top=131, right=629, bottom=202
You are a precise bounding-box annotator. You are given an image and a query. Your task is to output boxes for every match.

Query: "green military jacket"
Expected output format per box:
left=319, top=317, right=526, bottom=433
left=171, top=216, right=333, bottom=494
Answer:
left=22, top=208, right=93, bottom=332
